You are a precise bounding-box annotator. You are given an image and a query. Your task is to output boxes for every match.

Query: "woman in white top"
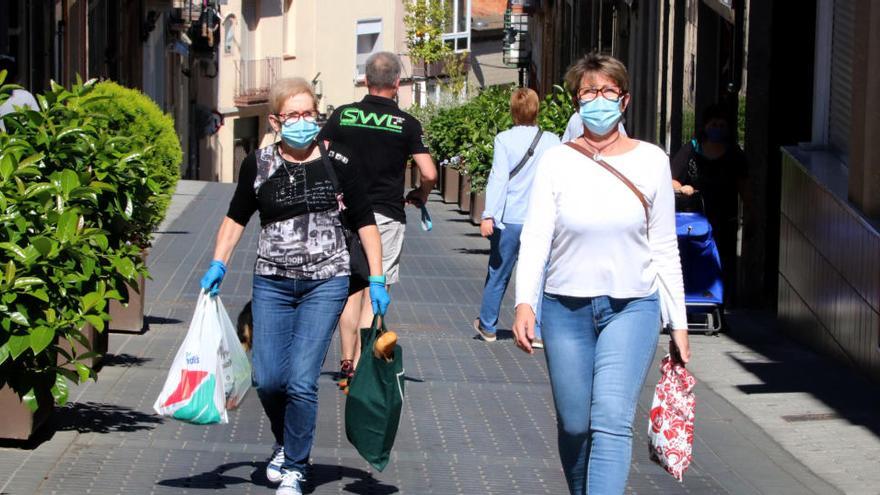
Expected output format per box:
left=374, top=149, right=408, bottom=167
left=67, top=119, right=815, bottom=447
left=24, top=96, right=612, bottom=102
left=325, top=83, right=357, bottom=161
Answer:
left=512, top=54, right=691, bottom=495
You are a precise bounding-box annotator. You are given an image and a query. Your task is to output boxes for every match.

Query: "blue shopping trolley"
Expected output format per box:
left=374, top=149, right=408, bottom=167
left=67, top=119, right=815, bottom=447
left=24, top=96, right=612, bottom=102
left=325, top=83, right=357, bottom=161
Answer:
left=675, top=205, right=724, bottom=335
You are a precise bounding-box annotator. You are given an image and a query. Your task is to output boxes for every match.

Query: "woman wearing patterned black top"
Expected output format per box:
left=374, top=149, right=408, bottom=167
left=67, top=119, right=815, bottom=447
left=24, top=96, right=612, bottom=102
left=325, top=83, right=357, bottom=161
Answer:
left=198, top=78, right=389, bottom=495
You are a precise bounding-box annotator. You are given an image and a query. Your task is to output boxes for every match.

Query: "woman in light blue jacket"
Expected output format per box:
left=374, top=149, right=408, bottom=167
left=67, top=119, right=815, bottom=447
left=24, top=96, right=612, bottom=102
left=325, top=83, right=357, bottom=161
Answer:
left=472, top=88, right=560, bottom=347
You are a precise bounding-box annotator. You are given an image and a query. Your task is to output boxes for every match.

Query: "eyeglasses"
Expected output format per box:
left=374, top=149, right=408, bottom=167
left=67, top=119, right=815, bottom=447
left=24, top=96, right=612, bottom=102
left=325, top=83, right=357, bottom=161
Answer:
left=274, top=111, right=317, bottom=124
left=577, top=86, right=626, bottom=103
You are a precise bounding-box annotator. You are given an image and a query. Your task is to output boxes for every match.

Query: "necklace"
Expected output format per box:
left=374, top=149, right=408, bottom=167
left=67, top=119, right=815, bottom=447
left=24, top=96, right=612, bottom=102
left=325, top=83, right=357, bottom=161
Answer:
left=579, top=132, right=622, bottom=161
left=276, top=144, right=314, bottom=183
left=282, top=162, right=298, bottom=184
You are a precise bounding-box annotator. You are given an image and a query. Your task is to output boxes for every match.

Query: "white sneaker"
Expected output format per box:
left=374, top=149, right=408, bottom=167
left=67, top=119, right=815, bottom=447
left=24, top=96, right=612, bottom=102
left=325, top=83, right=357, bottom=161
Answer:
left=276, top=469, right=305, bottom=495
left=266, top=444, right=285, bottom=483
left=473, top=318, right=497, bottom=342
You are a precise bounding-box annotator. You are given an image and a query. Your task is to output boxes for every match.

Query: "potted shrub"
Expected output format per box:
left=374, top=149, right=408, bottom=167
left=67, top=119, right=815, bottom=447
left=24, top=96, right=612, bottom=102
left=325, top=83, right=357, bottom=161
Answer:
left=423, top=104, right=470, bottom=205
left=0, top=76, right=151, bottom=438
left=87, top=82, right=181, bottom=333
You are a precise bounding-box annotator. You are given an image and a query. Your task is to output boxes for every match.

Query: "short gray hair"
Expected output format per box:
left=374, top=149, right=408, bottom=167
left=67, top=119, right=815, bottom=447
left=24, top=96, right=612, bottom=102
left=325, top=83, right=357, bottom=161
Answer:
left=365, top=52, right=401, bottom=89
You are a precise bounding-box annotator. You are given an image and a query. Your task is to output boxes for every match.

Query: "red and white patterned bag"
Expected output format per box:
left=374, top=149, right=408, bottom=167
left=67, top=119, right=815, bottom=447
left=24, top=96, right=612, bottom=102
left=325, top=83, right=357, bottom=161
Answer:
left=648, top=355, right=696, bottom=481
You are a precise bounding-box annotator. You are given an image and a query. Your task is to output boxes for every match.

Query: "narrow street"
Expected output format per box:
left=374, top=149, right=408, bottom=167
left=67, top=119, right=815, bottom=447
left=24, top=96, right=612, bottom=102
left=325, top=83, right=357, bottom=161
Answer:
left=1, top=181, right=868, bottom=494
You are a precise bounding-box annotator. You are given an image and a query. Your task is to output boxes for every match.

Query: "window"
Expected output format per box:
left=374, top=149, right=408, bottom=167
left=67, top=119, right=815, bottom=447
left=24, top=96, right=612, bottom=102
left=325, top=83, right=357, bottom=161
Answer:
left=811, top=0, right=853, bottom=162
left=442, top=0, right=471, bottom=52
left=241, top=0, right=257, bottom=60
left=282, top=0, right=294, bottom=56
left=356, top=19, right=382, bottom=77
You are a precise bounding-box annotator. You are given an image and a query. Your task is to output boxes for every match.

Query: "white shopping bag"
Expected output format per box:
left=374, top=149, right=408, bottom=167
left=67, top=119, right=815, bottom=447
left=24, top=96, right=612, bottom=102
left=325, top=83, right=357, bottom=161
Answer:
left=153, top=292, right=251, bottom=424
left=213, top=294, right=251, bottom=410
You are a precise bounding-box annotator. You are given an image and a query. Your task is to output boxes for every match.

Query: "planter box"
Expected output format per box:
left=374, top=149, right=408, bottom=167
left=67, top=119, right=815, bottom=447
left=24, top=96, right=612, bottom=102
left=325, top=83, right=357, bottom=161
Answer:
left=58, top=323, right=107, bottom=371
left=459, top=175, right=471, bottom=213
left=404, top=164, right=412, bottom=190
left=436, top=164, right=444, bottom=192
left=470, top=192, right=486, bottom=225
left=443, top=167, right=460, bottom=204
left=109, top=275, right=146, bottom=333
left=412, top=166, right=421, bottom=189
left=110, top=250, right=147, bottom=334
left=0, top=384, right=53, bottom=440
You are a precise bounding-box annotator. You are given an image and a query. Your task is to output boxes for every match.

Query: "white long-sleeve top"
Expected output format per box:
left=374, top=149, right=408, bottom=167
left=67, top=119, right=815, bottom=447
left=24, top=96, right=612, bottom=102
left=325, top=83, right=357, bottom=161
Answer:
left=515, top=141, right=688, bottom=330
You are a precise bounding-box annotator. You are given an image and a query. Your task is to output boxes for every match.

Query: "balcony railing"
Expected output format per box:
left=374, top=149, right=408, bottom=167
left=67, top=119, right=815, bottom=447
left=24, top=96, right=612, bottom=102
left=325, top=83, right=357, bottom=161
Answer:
left=172, top=0, right=213, bottom=23
left=234, top=57, right=281, bottom=106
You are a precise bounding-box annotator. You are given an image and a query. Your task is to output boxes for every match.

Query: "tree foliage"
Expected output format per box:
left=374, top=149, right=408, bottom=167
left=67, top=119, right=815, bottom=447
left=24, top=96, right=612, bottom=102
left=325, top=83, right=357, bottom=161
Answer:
left=88, top=81, right=182, bottom=248
left=404, top=0, right=454, bottom=67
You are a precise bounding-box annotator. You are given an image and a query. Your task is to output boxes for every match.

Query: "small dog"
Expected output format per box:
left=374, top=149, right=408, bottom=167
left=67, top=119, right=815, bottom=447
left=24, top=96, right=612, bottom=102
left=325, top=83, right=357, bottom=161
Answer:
left=237, top=300, right=253, bottom=351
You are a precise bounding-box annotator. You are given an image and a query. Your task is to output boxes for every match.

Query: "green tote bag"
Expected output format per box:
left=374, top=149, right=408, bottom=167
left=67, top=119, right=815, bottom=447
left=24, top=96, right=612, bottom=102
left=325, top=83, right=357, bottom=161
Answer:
left=345, top=317, right=405, bottom=472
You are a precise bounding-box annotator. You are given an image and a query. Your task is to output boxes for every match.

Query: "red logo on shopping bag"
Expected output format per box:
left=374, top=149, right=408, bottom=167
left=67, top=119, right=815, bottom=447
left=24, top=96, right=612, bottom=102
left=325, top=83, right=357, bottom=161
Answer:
left=163, top=370, right=210, bottom=407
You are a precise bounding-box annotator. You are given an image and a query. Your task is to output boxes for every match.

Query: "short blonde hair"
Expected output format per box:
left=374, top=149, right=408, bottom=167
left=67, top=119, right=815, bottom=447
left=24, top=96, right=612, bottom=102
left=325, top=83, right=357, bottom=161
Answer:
left=510, top=87, right=539, bottom=125
left=564, top=53, right=629, bottom=106
left=269, top=77, right=317, bottom=114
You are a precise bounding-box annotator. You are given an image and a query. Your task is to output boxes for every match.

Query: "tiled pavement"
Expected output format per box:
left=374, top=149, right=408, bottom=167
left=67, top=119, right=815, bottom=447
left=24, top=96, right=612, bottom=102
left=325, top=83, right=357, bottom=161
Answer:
left=0, top=180, right=859, bottom=494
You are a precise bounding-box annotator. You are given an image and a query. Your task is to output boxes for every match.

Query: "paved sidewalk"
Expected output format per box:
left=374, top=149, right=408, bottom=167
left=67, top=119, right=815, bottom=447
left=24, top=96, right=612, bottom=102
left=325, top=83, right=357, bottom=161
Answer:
left=0, top=180, right=865, bottom=494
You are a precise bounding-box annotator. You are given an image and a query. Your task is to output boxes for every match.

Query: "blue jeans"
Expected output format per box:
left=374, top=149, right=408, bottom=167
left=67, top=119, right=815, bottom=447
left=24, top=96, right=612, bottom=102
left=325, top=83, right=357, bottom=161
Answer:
left=251, top=275, right=349, bottom=473
left=478, top=223, right=542, bottom=337
left=542, top=291, right=660, bottom=495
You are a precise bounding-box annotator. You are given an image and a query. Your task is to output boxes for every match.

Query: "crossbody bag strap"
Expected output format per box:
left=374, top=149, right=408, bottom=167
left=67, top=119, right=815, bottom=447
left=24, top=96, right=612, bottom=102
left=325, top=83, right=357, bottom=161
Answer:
left=564, top=141, right=650, bottom=237
left=317, top=140, right=340, bottom=193
left=509, top=127, right=544, bottom=180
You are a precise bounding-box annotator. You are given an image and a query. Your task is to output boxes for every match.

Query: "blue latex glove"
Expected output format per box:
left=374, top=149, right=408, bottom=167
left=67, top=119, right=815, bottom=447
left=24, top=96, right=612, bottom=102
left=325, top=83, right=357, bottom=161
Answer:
left=369, top=275, right=391, bottom=316
left=200, top=260, right=227, bottom=296
left=420, top=204, right=433, bottom=231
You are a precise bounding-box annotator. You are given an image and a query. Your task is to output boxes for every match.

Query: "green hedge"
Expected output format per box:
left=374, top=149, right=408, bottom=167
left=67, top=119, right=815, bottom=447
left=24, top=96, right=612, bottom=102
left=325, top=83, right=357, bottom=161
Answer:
left=89, top=81, right=181, bottom=247
left=0, top=75, right=175, bottom=412
left=422, top=85, right=573, bottom=192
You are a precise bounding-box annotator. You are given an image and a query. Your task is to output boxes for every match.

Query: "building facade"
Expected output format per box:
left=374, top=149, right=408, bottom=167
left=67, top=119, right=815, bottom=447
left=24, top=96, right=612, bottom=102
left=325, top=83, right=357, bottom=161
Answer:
left=2, top=0, right=475, bottom=183
left=198, top=0, right=474, bottom=183
left=1, top=0, right=146, bottom=92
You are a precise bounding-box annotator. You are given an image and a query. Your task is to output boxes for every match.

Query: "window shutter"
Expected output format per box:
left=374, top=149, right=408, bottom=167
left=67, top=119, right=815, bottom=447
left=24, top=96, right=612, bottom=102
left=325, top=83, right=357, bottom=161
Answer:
left=829, top=0, right=855, bottom=158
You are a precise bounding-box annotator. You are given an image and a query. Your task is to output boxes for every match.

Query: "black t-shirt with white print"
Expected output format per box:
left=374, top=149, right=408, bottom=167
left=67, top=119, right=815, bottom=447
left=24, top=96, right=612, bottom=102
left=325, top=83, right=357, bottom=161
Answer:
left=226, top=142, right=375, bottom=280
left=318, top=95, right=430, bottom=223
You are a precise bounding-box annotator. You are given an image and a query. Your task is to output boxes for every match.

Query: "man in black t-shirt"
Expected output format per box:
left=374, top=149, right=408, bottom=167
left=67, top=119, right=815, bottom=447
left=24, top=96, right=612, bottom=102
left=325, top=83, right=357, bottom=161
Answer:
left=319, top=51, right=437, bottom=379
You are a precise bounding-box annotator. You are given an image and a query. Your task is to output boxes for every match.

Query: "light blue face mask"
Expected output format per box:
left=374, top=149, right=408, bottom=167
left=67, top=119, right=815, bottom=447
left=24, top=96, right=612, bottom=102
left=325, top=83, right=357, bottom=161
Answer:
left=280, top=118, right=319, bottom=149
left=579, top=97, right=623, bottom=136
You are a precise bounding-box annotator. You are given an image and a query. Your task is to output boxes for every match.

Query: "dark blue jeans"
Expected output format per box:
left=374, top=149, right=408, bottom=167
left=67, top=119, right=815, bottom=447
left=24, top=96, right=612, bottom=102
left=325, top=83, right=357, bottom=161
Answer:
left=478, top=223, right=542, bottom=337
left=542, top=291, right=660, bottom=495
left=251, top=274, right=349, bottom=473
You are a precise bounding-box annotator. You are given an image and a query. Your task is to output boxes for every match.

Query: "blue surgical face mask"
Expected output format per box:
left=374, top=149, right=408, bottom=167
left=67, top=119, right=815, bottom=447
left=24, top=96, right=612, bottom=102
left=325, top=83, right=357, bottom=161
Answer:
left=705, top=127, right=728, bottom=143
left=579, top=97, right=623, bottom=136
left=280, top=119, right=319, bottom=149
